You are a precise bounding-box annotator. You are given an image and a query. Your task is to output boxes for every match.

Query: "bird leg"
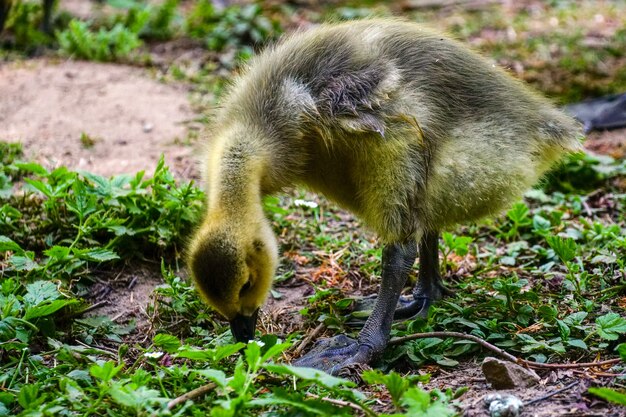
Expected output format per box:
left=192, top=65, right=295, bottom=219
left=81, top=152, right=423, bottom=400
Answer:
left=42, top=0, right=55, bottom=34
left=293, top=240, right=417, bottom=374
left=393, top=231, right=453, bottom=320
left=346, top=231, right=452, bottom=325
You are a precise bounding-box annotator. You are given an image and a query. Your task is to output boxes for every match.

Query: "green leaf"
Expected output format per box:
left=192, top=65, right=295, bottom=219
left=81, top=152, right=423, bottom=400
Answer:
left=9, top=255, right=38, bottom=271
left=15, top=162, right=49, bottom=176
left=617, top=343, right=626, bottom=361
left=507, top=202, right=530, bottom=224
left=18, top=384, right=42, bottom=410
left=546, top=235, right=577, bottom=262
left=588, top=387, right=626, bottom=405
left=0, top=236, right=23, bottom=254
left=260, top=342, right=291, bottom=363
left=44, top=246, right=71, bottom=261
left=214, top=343, right=246, bottom=361
left=567, top=339, right=588, bottom=350
left=90, top=361, right=123, bottom=382
left=263, top=364, right=353, bottom=388
left=362, top=370, right=409, bottom=408
left=596, top=313, right=626, bottom=341
left=402, top=387, right=456, bottom=417
left=23, top=281, right=60, bottom=306
left=24, top=178, right=53, bottom=197
left=563, top=311, right=588, bottom=326
left=195, top=369, right=228, bottom=388
left=556, top=319, right=571, bottom=341
left=108, top=383, right=165, bottom=410
left=24, top=299, right=77, bottom=320
left=175, top=348, right=215, bottom=361
left=74, top=248, right=120, bottom=262
left=244, top=341, right=262, bottom=370
left=153, top=333, right=180, bottom=353
left=532, top=214, right=551, bottom=233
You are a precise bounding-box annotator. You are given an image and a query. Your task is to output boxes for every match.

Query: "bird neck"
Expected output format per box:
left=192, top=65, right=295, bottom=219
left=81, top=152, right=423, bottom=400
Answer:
left=205, top=136, right=268, bottom=224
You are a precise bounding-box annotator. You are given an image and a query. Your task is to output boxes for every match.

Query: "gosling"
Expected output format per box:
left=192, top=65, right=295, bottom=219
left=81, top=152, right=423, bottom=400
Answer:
left=187, top=19, right=581, bottom=374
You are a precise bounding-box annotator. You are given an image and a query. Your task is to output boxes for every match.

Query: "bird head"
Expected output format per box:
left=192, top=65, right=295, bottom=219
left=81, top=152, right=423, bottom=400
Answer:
left=187, top=219, right=278, bottom=342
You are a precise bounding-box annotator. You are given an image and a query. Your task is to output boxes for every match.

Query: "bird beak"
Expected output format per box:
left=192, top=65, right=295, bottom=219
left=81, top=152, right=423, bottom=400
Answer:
left=229, top=308, right=259, bottom=343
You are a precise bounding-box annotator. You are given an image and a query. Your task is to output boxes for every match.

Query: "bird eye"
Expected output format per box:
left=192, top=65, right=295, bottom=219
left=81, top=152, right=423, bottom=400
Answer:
left=240, top=280, right=251, bottom=295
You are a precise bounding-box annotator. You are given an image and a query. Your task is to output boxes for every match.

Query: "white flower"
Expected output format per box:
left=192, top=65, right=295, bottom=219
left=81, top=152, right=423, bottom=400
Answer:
left=294, top=199, right=318, bottom=209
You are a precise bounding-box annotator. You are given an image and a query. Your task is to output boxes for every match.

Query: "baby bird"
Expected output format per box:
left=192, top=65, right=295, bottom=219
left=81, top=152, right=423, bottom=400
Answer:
left=187, top=19, right=581, bottom=373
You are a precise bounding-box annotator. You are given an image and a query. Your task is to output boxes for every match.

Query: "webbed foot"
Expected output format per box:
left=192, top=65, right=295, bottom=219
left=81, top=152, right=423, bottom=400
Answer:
left=294, top=241, right=418, bottom=375
left=393, top=278, right=454, bottom=319
left=292, top=335, right=375, bottom=375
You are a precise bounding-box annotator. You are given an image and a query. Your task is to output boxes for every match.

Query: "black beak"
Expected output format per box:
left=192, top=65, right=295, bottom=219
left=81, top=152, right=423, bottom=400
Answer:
left=229, top=308, right=259, bottom=343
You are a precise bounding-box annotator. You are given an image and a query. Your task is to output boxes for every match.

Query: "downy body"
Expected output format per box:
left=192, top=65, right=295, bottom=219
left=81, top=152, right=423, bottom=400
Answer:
left=188, top=19, right=581, bottom=338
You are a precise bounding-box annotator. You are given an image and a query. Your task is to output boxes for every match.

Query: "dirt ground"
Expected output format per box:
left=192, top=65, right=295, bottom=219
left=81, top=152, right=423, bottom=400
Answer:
left=0, top=59, right=200, bottom=178
left=2, top=58, right=624, bottom=416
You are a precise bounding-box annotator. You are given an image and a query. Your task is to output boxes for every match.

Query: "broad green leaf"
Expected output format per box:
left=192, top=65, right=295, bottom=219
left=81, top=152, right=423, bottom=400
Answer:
left=507, top=202, right=530, bottom=224
left=263, top=364, right=353, bottom=388
left=0, top=236, right=22, bottom=254
left=109, top=383, right=165, bottom=409
left=596, top=313, right=626, bottom=341
left=214, top=343, right=246, bottom=361
left=9, top=255, right=38, bottom=272
left=546, top=235, right=577, bottom=262
left=588, top=387, right=626, bottom=405
left=18, top=384, right=42, bottom=410
left=362, top=370, right=409, bottom=408
left=153, top=334, right=181, bottom=353
left=556, top=320, right=571, bottom=341
left=74, top=248, right=120, bottom=262
left=244, top=341, right=262, bottom=370
left=15, top=162, right=48, bottom=176
left=90, top=361, right=123, bottom=382
left=563, top=311, right=588, bottom=326
left=617, top=343, right=626, bottom=361
left=532, top=215, right=551, bottom=233
left=24, top=299, right=77, bottom=320
left=195, top=369, right=228, bottom=388
left=260, top=342, right=291, bottom=363
left=249, top=388, right=342, bottom=414
left=567, top=339, right=588, bottom=350
left=23, top=281, right=60, bottom=306
left=44, top=246, right=71, bottom=261
left=24, top=178, right=52, bottom=197
left=0, top=402, right=9, bottom=417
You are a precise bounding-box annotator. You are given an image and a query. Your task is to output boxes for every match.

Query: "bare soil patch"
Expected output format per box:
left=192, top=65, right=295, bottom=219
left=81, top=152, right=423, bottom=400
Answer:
left=0, top=58, right=200, bottom=178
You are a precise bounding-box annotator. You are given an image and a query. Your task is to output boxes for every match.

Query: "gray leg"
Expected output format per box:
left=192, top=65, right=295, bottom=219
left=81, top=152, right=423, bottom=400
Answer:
left=42, top=0, right=54, bottom=34
left=393, top=231, right=452, bottom=320
left=294, top=240, right=417, bottom=374
left=0, top=0, right=11, bottom=33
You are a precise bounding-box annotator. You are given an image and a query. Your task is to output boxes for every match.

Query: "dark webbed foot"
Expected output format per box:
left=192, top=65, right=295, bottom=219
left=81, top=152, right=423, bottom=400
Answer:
left=293, top=241, right=418, bottom=375
left=292, top=335, right=369, bottom=374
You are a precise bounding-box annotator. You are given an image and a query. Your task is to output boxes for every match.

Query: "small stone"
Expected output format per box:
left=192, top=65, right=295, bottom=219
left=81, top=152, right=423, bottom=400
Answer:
left=484, top=393, right=523, bottom=417
left=482, top=357, right=540, bottom=389
left=143, top=122, right=154, bottom=133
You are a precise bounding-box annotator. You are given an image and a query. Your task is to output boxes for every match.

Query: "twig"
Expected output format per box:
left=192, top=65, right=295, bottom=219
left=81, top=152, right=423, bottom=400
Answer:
left=291, top=323, right=325, bottom=357
left=388, top=331, right=622, bottom=370
left=581, top=199, right=593, bottom=217
left=72, top=300, right=108, bottom=317
left=389, top=331, right=518, bottom=362
left=525, top=381, right=579, bottom=406
left=526, top=358, right=622, bottom=369
left=166, top=382, right=217, bottom=410
left=307, top=393, right=377, bottom=417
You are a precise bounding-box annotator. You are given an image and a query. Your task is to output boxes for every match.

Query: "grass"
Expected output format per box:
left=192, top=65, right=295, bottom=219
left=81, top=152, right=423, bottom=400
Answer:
left=1, top=1, right=626, bottom=415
